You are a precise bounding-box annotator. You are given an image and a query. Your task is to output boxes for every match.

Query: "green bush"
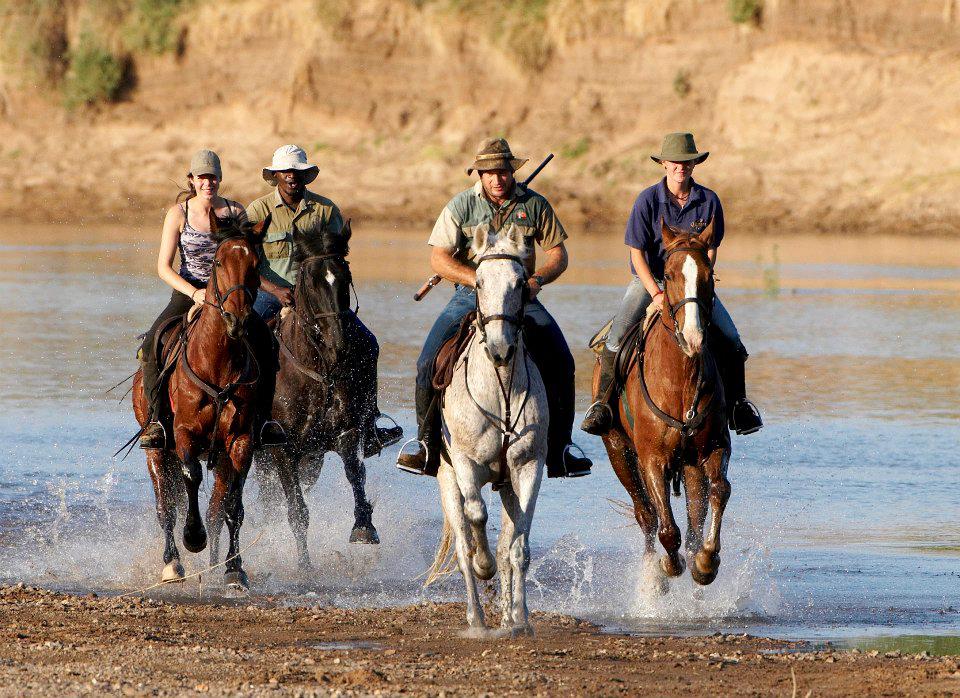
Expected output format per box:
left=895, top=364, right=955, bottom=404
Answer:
left=728, top=0, right=761, bottom=25
left=0, top=0, right=69, bottom=82
left=122, top=0, right=183, bottom=54
left=62, top=32, right=125, bottom=108
left=560, top=137, right=591, bottom=159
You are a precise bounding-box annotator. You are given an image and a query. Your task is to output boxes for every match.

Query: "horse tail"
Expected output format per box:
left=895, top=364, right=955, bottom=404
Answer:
left=423, top=515, right=458, bottom=587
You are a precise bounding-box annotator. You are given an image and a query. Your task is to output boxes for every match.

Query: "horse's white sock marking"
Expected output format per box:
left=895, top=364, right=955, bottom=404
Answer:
left=325, top=269, right=336, bottom=286
left=681, top=254, right=703, bottom=352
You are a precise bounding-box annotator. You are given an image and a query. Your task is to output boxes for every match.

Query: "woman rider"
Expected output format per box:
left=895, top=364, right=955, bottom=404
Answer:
left=138, top=149, right=285, bottom=449
left=580, top=132, right=763, bottom=436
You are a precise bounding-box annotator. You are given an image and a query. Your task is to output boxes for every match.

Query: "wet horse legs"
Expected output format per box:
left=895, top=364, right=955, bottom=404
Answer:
left=338, top=431, right=379, bottom=544
left=178, top=448, right=207, bottom=554
left=274, top=449, right=312, bottom=570
left=147, top=450, right=185, bottom=582
left=690, top=449, right=731, bottom=586
left=641, top=458, right=685, bottom=577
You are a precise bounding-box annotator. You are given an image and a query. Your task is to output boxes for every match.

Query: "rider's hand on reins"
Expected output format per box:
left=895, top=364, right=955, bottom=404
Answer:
left=525, top=277, right=542, bottom=300
left=191, top=288, right=205, bottom=305
left=275, top=287, right=294, bottom=306
left=651, top=291, right=665, bottom=312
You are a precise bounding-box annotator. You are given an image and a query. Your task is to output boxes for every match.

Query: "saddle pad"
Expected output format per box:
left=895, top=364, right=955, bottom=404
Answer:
left=432, top=311, right=477, bottom=391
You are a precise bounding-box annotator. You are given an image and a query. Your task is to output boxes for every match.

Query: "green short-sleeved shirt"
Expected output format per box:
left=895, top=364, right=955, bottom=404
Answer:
left=427, top=181, right=567, bottom=271
left=246, top=189, right=344, bottom=288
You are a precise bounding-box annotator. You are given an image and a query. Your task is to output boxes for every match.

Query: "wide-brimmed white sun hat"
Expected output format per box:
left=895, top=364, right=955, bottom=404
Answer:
left=262, top=144, right=319, bottom=185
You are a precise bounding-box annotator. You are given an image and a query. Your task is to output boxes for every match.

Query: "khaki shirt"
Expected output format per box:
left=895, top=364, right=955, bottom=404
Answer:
left=246, top=189, right=344, bottom=288
left=427, top=181, right=567, bottom=271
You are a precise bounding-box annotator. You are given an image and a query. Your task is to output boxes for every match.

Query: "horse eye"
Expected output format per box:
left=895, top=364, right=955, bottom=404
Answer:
left=663, top=273, right=672, bottom=281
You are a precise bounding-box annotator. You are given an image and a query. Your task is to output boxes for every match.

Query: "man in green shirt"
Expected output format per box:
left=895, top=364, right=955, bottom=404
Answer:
left=248, top=145, right=402, bottom=453
left=396, top=137, right=592, bottom=479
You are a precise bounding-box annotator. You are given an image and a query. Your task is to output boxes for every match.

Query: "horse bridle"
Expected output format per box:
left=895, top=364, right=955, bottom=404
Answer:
left=660, top=243, right=715, bottom=348
left=299, top=253, right=359, bottom=322
left=474, top=253, right=528, bottom=340
left=203, top=236, right=258, bottom=326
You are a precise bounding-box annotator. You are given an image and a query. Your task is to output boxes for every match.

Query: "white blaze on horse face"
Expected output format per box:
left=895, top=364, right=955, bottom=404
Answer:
left=681, top=254, right=703, bottom=355
left=325, top=268, right=336, bottom=286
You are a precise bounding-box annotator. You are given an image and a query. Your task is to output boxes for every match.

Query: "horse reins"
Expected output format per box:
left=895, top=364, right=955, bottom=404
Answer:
left=462, top=252, right=532, bottom=486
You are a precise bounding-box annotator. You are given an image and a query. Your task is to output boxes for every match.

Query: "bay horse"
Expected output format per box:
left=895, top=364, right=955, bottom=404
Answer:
left=426, top=227, right=547, bottom=636
left=255, top=221, right=384, bottom=570
left=132, top=215, right=266, bottom=592
left=595, top=220, right=731, bottom=589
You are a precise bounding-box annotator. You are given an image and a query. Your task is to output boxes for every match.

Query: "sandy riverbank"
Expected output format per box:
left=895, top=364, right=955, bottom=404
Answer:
left=0, top=584, right=956, bottom=696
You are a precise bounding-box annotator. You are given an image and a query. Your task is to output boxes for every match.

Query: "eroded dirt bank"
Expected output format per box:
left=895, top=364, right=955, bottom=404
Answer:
left=1, top=584, right=957, bottom=696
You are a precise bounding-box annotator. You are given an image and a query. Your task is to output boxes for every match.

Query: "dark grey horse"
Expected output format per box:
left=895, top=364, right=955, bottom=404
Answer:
left=256, top=222, right=392, bottom=569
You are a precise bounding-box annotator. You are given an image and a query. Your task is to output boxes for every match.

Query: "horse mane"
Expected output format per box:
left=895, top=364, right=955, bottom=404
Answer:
left=292, top=221, right=351, bottom=264
left=210, top=214, right=259, bottom=245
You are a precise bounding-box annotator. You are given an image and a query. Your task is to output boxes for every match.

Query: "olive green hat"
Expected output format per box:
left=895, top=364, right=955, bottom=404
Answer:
left=650, top=132, right=709, bottom=165
left=189, top=149, right=222, bottom=179
left=466, top=137, right=529, bottom=176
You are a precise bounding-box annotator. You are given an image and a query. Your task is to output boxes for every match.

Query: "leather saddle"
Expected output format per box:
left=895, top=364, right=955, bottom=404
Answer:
left=432, top=311, right=477, bottom=392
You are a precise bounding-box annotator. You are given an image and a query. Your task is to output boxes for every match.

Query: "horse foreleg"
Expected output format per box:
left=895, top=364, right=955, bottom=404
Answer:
left=178, top=446, right=207, bottom=554
left=606, top=434, right=659, bottom=555
left=640, top=457, right=685, bottom=577
left=340, top=442, right=379, bottom=545
left=683, top=462, right=709, bottom=557
left=206, top=453, right=231, bottom=568
left=453, top=455, right=494, bottom=582
left=223, top=437, right=253, bottom=593
left=275, top=449, right=311, bottom=570
left=691, top=449, right=731, bottom=586
left=438, top=462, right=486, bottom=633
left=501, top=460, right=541, bottom=636
left=495, top=493, right=516, bottom=630
left=147, top=450, right=183, bottom=582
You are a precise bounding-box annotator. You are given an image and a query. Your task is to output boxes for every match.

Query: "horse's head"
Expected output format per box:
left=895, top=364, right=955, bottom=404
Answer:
left=206, top=213, right=267, bottom=340
left=660, top=218, right=716, bottom=357
left=471, top=225, right=529, bottom=367
left=293, top=220, right=354, bottom=349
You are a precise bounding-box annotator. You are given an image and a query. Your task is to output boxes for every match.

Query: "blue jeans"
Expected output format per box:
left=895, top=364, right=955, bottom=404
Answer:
left=254, top=288, right=286, bottom=321
left=606, top=276, right=743, bottom=352
left=415, top=285, right=576, bottom=463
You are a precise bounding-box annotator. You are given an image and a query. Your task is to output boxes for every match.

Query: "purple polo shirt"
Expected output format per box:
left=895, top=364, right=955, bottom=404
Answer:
left=624, top=177, right=725, bottom=280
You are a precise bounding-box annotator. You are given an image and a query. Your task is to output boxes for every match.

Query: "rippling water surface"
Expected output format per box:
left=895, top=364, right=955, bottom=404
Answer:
left=0, top=224, right=957, bottom=646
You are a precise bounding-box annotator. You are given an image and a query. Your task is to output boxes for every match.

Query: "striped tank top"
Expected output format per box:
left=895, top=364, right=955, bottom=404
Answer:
left=177, top=199, right=234, bottom=285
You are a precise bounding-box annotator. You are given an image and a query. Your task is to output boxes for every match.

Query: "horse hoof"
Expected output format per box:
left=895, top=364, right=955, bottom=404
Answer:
left=660, top=554, right=686, bottom=578
left=224, top=568, right=250, bottom=593
left=691, top=551, right=720, bottom=586
left=349, top=526, right=380, bottom=544
left=507, top=623, right=534, bottom=638
left=182, top=526, right=207, bottom=554
left=161, top=561, right=185, bottom=583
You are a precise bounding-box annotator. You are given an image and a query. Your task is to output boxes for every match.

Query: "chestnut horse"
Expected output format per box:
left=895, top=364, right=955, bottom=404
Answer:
left=595, top=221, right=731, bottom=588
left=132, top=216, right=266, bottom=592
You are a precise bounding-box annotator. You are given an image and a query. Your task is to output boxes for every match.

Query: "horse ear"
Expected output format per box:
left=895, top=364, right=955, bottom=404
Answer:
left=508, top=224, right=525, bottom=248
left=660, top=217, right=676, bottom=247
left=471, top=225, right=489, bottom=255
left=341, top=218, right=353, bottom=243
left=252, top=213, right=271, bottom=240
left=697, top=216, right=716, bottom=247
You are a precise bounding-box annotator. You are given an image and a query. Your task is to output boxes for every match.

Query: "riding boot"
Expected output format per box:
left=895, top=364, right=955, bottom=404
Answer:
left=139, top=354, right=167, bottom=449
left=719, top=343, right=763, bottom=435
left=580, top=346, right=618, bottom=436
left=396, top=386, right=439, bottom=475
left=544, top=377, right=592, bottom=479
left=253, top=328, right=287, bottom=448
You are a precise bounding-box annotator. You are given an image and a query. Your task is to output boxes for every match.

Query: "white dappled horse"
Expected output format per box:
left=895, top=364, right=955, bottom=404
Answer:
left=426, top=227, right=547, bottom=636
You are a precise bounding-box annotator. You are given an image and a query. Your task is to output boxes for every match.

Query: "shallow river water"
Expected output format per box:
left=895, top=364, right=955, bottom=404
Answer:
left=0, top=223, right=957, bottom=650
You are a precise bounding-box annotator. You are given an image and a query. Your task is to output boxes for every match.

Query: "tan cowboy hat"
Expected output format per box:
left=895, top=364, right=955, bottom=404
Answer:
left=650, top=132, right=709, bottom=165
left=466, top=137, right=529, bottom=176
left=262, top=144, right=319, bottom=185
left=189, top=149, right=222, bottom=179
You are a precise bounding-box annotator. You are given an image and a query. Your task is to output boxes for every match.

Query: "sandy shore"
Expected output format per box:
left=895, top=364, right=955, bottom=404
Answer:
left=0, top=584, right=956, bottom=697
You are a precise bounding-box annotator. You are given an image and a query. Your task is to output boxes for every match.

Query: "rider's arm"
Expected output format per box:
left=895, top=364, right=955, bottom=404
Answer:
left=630, top=247, right=664, bottom=309
left=526, top=242, right=567, bottom=298
left=431, top=246, right=477, bottom=287
left=157, top=204, right=205, bottom=303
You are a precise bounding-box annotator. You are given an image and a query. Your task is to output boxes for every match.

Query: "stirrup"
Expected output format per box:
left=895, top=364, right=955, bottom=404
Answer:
left=139, top=420, right=167, bottom=450
left=731, top=399, right=763, bottom=435
left=257, top=420, right=287, bottom=448
left=581, top=400, right=614, bottom=433
left=395, top=437, right=429, bottom=475
left=375, top=413, right=403, bottom=447
left=561, top=443, right=592, bottom=478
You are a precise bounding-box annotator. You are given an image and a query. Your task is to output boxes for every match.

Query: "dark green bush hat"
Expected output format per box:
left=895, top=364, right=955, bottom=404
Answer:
left=466, top=137, right=529, bottom=175
left=189, top=149, right=222, bottom=179
left=651, top=132, right=709, bottom=165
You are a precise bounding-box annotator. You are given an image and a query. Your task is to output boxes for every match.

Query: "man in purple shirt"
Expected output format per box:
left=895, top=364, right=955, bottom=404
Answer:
left=581, top=132, right=762, bottom=436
